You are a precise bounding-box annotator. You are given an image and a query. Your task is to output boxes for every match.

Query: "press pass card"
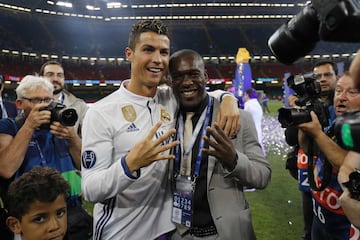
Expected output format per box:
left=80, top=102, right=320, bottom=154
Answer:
left=172, top=175, right=193, bottom=227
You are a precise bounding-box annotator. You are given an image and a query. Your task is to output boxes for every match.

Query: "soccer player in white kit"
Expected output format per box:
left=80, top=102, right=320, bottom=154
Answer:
left=81, top=20, right=240, bottom=240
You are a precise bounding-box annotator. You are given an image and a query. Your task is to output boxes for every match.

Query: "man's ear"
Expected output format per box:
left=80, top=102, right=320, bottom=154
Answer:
left=125, top=47, right=133, bottom=62
left=15, top=99, right=22, bottom=109
left=6, top=216, right=22, bottom=234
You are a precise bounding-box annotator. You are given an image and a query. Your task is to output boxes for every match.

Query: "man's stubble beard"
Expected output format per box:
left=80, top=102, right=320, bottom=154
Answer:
left=53, top=87, right=64, bottom=95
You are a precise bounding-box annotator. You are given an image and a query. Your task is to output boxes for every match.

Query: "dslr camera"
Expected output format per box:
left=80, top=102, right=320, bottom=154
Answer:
left=268, top=0, right=360, bottom=64
left=278, top=73, right=330, bottom=128
left=343, top=169, right=360, bottom=201
left=39, top=101, right=78, bottom=128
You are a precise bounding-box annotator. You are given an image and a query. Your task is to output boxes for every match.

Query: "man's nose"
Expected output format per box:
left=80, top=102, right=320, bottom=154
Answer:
left=152, top=51, right=162, bottom=64
left=182, top=74, right=193, bottom=84
left=340, top=91, right=349, bottom=99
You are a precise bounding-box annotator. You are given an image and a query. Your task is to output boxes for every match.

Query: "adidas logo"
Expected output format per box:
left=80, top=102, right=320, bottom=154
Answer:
left=127, top=123, right=139, bottom=132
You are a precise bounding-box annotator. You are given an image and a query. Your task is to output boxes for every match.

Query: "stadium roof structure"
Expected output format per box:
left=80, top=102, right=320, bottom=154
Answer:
left=0, top=0, right=359, bottom=64
left=3, top=0, right=306, bottom=15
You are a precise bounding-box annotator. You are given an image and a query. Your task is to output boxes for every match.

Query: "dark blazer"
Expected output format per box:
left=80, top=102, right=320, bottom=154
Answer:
left=3, top=101, right=17, bottom=118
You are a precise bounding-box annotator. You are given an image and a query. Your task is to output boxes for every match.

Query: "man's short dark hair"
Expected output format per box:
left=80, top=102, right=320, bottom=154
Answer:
left=39, top=60, right=63, bottom=76
left=128, top=20, right=169, bottom=50
left=313, top=60, right=338, bottom=75
left=169, top=49, right=204, bottom=73
left=6, top=167, right=69, bottom=220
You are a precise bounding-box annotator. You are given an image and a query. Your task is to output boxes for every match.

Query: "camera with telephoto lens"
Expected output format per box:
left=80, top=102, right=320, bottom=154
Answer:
left=334, top=111, right=360, bottom=200
left=39, top=101, right=78, bottom=128
left=278, top=73, right=330, bottom=128
left=334, top=110, right=360, bottom=153
left=268, top=0, right=360, bottom=65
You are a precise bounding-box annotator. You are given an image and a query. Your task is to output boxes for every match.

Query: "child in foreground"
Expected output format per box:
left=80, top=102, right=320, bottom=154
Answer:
left=6, top=166, right=70, bottom=240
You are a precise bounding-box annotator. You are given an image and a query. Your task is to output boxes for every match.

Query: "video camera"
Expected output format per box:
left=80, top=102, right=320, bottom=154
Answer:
left=278, top=73, right=330, bottom=128
left=39, top=101, right=78, bottom=129
left=268, top=0, right=360, bottom=65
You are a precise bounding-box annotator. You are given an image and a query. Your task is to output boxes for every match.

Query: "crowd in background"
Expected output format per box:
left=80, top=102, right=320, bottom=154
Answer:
left=0, top=17, right=359, bottom=240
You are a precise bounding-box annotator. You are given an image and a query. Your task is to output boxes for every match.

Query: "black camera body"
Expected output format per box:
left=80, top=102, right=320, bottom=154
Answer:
left=343, top=169, right=360, bottom=201
left=278, top=73, right=330, bottom=128
left=39, top=101, right=78, bottom=128
left=268, top=0, right=360, bottom=64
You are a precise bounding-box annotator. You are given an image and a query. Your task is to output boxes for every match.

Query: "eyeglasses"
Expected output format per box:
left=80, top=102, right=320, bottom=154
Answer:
left=314, top=72, right=334, bottom=80
left=22, top=97, right=54, bottom=104
left=334, top=87, right=360, bottom=97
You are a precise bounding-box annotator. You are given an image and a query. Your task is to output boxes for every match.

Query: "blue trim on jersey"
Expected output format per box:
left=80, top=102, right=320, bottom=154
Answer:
left=121, top=155, right=141, bottom=179
left=95, top=197, right=115, bottom=240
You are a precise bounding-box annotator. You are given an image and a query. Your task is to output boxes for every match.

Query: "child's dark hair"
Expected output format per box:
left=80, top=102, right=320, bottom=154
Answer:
left=6, top=167, right=70, bottom=220
left=128, top=19, right=169, bottom=50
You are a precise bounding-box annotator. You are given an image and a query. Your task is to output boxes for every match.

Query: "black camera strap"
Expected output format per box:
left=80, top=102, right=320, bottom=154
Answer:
left=14, top=113, right=25, bottom=130
left=307, top=137, right=332, bottom=192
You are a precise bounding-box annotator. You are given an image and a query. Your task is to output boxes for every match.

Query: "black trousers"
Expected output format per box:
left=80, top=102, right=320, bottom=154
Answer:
left=301, top=191, right=313, bottom=240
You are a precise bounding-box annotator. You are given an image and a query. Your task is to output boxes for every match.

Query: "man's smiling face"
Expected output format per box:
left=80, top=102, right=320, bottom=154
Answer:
left=126, top=31, right=170, bottom=90
left=170, top=53, right=208, bottom=111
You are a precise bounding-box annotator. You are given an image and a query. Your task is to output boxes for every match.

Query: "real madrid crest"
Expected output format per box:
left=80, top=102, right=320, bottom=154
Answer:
left=122, top=105, right=137, bottom=122
left=160, top=108, right=171, bottom=123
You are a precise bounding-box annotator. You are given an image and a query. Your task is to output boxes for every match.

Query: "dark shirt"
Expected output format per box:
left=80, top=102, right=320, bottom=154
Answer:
left=181, top=94, right=216, bottom=228
left=1, top=101, right=17, bottom=119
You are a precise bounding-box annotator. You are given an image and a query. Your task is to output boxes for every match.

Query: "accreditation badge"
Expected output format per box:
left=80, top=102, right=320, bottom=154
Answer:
left=172, top=175, right=194, bottom=228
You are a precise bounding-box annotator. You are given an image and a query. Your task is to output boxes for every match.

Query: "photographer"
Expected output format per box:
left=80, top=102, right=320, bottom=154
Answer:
left=284, top=60, right=338, bottom=240
left=39, top=61, right=88, bottom=137
left=268, top=0, right=360, bottom=235
left=297, top=71, right=360, bottom=239
left=337, top=50, right=360, bottom=231
left=0, top=75, right=92, bottom=239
